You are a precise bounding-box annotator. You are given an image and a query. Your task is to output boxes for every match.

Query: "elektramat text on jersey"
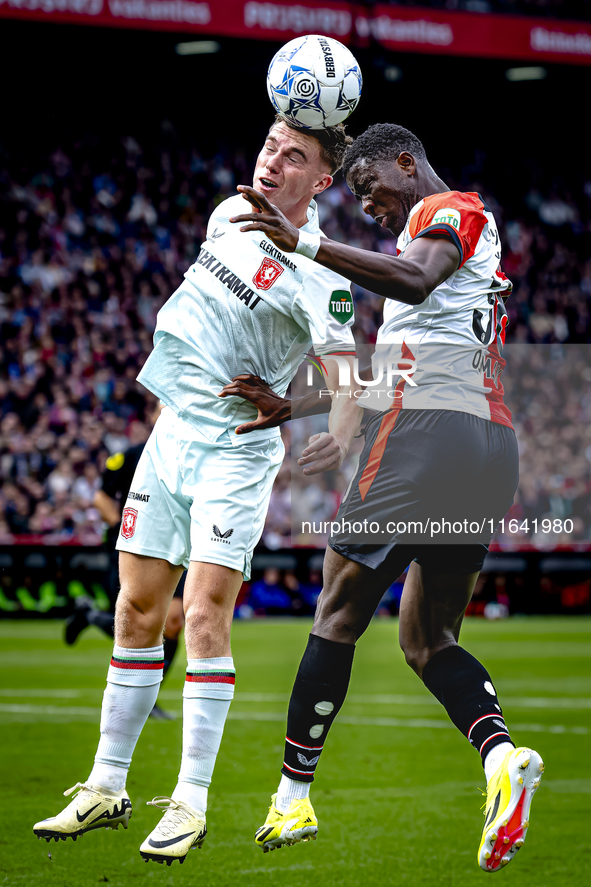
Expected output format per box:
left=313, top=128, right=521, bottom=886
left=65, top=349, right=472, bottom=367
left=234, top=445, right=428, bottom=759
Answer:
left=194, top=248, right=264, bottom=311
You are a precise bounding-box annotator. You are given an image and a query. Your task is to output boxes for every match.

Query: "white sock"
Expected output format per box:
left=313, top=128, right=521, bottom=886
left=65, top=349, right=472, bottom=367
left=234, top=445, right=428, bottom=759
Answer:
left=275, top=774, right=310, bottom=813
left=172, top=657, right=235, bottom=813
left=484, top=741, right=515, bottom=783
left=88, top=644, right=164, bottom=793
left=172, top=781, right=209, bottom=814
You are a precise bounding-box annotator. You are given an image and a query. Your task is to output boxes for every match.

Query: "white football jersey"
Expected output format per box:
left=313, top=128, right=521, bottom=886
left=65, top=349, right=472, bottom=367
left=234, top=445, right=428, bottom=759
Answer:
left=138, top=194, right=355, bottom=444
left=363, top=191, right=513, bottom=428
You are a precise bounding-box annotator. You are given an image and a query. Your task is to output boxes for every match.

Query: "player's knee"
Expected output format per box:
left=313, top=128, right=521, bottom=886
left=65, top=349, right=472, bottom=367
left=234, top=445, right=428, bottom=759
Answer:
left=184, top=595, right=229, bottom=641
left=401, top=642, right=429, bottom=677
left=115, top=589, right=162, bottom=634
left=401, top=637, right=454, bottom=679
left=313, top=595, right=368, bottom=643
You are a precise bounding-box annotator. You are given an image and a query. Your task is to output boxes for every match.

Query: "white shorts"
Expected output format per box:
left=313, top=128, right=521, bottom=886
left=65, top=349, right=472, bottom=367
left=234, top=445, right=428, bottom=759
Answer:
left=115, top=407, right=284, bottom=580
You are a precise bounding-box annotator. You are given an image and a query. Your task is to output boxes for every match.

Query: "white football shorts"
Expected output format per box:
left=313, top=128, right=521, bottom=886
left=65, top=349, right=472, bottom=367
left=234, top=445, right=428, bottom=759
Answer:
left=115, top=407, right=284, bottom=580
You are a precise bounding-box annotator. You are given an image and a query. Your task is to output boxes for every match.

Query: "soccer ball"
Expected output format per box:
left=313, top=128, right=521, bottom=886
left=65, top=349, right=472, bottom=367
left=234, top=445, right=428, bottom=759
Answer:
left=267, top=34, right=362, bottom=129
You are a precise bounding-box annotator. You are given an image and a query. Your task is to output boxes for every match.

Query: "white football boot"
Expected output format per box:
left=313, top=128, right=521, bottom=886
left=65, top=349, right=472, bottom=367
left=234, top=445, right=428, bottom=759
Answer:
left=33, top=783, right=132, bottom=841
left=139, top=797, right=207, bottom=865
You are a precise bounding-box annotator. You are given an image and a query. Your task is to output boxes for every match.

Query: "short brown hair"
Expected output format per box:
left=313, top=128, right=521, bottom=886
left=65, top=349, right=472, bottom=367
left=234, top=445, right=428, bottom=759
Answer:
left=270, top=114, right=353, bottom=175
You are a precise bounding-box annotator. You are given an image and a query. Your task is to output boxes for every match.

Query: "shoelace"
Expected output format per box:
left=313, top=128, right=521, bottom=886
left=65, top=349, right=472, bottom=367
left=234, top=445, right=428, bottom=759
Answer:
left=147, top=797, right=197, bottom=838
left=63, top=782, right=99, bottom=799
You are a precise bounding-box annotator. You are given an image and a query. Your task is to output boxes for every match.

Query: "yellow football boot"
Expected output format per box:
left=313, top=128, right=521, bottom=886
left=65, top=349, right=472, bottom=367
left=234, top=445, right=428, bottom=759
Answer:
left=255, top=794, right=318, bottom=852
left=478, top=746, right=544, bottom=872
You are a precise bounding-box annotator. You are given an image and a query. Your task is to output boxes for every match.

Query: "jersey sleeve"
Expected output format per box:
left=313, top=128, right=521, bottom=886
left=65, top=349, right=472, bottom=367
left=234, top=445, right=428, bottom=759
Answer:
left=292, top=266, right=356, bottom=358
left=408, top=192, right=488, bottom=269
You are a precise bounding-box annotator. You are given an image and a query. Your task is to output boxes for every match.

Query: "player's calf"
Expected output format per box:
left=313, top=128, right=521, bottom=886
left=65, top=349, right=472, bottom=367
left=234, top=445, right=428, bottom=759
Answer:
left=421, top=645, right=514, bottom=765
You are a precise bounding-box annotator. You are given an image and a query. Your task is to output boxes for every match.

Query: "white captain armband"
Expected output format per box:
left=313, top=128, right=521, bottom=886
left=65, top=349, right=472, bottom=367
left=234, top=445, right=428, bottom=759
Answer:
left=294, top=230, right=321, bottom=260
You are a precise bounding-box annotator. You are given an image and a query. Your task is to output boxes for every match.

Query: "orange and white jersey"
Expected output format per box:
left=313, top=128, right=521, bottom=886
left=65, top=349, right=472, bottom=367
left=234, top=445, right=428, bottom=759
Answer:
left=365, top=191, right=513, bottom=429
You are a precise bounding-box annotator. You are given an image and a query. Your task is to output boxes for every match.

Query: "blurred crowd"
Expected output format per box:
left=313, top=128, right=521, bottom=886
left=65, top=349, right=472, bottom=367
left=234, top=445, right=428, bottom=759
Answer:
left=497, top=345, right=591, bottom=549
left=0, top=126, right=590, bottom=549
left=235, top=566, right=323, bottom=618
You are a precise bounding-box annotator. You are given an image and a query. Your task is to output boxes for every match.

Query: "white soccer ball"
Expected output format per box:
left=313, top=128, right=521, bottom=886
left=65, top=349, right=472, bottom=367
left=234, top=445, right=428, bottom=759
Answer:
left=267, top=34, right=362, bottom=130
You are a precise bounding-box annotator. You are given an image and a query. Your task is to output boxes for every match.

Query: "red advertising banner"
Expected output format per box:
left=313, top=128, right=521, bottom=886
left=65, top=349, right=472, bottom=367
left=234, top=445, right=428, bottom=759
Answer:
left=1, top=0, right=591, bottom=66
left=366, top=4, right=591, bottom=65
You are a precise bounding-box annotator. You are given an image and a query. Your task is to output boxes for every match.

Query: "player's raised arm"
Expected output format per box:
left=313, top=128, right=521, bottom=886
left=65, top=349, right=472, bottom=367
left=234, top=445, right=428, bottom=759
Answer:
left=231, top=184, right=459, bottom=305
left=229, top=121, right=513, bottom=308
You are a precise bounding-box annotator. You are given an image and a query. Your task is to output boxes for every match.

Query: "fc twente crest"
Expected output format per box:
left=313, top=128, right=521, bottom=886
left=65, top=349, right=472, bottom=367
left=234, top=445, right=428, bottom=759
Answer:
left=121, top=508, right=138, bottom=539
left=253, top=257, right=284, bottom=290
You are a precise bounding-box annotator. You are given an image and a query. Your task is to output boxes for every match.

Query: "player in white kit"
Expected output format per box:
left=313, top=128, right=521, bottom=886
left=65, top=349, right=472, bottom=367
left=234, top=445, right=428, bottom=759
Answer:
left=33, top=118, right=361, bottom=865
left=230, top=123, right=544, bottom=872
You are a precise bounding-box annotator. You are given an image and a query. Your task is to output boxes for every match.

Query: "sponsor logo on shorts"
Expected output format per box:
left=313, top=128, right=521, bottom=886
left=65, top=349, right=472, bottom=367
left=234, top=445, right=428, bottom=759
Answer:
left=127, top=491, right=150, bottom=502
left=211, top=524, right=233, bottom=544
left=253, top=257, right=284, bottom=290
left=121, top=508, right=138, bottom=540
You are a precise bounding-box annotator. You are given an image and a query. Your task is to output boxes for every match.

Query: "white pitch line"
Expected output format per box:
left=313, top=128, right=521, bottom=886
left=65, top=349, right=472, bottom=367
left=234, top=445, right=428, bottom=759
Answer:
left=2, top=689, right=590, bottom=709
left=234, top=692, right=591, bottom=710
left=0, top=704, right=99, bottom=716
left=0, top=689, right=83, bottom=698
left=0, top=703, right=587, bottom=735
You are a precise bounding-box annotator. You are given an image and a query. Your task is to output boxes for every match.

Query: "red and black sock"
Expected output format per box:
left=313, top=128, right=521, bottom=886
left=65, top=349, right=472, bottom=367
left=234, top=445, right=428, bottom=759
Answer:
left=281, top=634, right=355, bottom=783
left=422, top=645, right=514, bottom=764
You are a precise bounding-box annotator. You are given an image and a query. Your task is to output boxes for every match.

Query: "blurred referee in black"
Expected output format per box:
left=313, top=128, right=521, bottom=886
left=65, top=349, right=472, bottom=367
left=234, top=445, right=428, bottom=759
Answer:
left=65, top=406, right=185, bottom=720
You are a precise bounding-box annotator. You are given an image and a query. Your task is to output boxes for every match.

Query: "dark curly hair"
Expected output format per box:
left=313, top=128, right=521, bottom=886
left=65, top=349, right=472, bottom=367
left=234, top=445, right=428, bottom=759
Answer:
left=342, top=123, right=427, bottom=182
left=270, top=115, right=353, bottom=175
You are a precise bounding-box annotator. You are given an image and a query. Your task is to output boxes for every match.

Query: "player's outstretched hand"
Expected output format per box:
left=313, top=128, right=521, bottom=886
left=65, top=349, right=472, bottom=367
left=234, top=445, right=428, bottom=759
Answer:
left=218, top=374, right=290, bottom=434
left=230, top=186, right=300, bottom=252
left=298, top=432, right=345, bottom=475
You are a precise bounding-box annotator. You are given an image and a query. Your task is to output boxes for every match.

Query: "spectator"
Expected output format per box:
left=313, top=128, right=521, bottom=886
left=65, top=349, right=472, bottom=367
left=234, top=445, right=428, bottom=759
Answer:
left=248, top=568, right=293, bottom=616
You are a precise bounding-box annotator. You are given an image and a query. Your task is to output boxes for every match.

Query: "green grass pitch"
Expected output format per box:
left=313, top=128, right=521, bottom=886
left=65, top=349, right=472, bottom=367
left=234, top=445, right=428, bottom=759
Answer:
left=1, top=616, right=590, bottom=887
